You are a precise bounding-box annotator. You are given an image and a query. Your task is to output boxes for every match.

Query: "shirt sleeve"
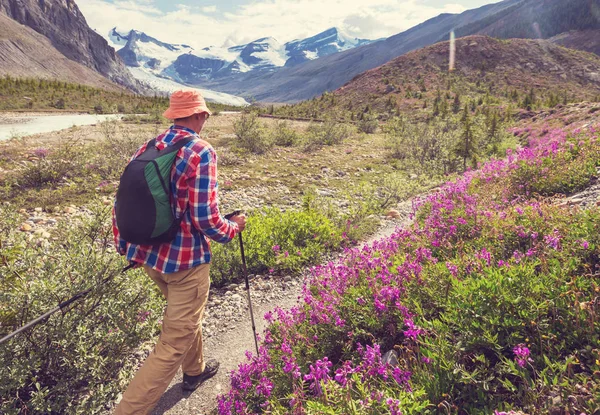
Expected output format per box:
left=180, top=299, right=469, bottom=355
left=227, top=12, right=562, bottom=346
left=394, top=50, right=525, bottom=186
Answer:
left=188, top=147, right=238, bottom=243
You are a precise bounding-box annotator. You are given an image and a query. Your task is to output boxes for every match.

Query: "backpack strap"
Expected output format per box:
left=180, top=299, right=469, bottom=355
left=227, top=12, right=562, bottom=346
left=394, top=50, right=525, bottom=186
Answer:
left=169, top=136, right=195, bottom=152
left=142, top=136, right=193, bottom=154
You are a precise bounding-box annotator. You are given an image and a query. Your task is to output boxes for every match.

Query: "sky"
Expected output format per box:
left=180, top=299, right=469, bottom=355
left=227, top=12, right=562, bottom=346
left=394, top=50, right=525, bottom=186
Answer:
left=77, top=0, right=502, bottom=49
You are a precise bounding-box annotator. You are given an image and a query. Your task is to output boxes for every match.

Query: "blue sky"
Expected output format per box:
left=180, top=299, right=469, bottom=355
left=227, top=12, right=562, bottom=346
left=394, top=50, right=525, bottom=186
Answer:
left=78, top=0, right=502, bottom=49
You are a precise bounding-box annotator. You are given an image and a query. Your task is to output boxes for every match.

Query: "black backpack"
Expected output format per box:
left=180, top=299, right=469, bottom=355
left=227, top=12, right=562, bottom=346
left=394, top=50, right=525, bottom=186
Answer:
left=115, top=137, right=193, bottom=245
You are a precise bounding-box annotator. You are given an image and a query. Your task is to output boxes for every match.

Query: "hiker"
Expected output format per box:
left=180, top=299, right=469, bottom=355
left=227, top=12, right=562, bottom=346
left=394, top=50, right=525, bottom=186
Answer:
left=111, top=90, right=246, bottom=415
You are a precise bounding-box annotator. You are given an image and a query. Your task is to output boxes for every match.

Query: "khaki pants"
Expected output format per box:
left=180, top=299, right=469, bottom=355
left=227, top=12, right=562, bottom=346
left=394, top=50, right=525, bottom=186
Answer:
left=114, top=263, right=211, bottom=415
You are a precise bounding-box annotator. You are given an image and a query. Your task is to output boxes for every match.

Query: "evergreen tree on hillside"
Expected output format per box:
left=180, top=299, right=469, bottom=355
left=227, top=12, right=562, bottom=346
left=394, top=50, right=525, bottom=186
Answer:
left=455, top=106, right=477, bottom=171
left=453, top=94, right=461, bottom=114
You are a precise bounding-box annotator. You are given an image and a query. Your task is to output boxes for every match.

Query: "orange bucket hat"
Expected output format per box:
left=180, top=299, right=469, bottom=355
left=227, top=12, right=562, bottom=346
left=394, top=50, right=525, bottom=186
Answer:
left=163, top=90, right=212, bottom=120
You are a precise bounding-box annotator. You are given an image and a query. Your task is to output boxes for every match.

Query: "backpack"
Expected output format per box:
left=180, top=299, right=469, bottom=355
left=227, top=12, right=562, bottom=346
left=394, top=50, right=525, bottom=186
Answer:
left=115, top=137, right=193, bottom=245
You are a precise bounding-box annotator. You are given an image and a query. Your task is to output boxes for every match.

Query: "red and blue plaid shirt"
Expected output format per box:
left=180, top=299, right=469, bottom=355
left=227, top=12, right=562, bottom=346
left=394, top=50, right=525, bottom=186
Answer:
left=112, top=125, right=238, bottom=273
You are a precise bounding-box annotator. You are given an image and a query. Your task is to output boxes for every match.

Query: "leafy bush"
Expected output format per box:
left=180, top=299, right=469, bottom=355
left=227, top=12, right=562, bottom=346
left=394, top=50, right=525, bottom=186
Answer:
left=509, top=131, right=600, bottom=196
left=210, top=207, right=342, bottom=286
left=0, top=202, right=164, bottom=414
left=272, top=120, right=300, bottom=147
left=357, top=112, right=379, bottom=134
left=303, top=120, right=355, bottom=150
left=17, top=139, right=87, bottom=189
left=383, top=114, right=516, bottom=176
left=233, top=113, right=272, bottom=154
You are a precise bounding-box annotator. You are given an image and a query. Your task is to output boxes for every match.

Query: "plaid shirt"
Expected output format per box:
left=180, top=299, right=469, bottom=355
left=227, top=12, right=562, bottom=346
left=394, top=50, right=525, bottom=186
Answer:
left=112, top=125, right=238, bottom=273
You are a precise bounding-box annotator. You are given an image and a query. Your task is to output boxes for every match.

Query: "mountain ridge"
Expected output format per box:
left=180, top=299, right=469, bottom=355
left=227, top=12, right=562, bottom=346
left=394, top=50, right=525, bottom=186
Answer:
left=0, top=12, right=125, bottom=92
left=0, top=0, right=139, bottom=91
left=110, top=26, right=373, bottom=91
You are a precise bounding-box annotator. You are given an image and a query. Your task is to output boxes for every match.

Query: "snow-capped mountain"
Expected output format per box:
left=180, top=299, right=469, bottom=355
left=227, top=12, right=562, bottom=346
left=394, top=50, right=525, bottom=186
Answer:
left=107, top=28, right=247, bottom=105
left=109, top=28, right=193, bottom=71
left=285, top=27, right=372, bottom=67
left=110, top=27, right=372, bottom=86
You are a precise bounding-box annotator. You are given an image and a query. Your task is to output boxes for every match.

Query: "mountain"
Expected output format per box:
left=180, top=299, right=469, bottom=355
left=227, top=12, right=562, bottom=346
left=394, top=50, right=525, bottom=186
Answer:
left=288, top=36, right=600, bottom=118
left=112, top=27, right=372, bottom=85
left=449, top=0, right=599, bottom=41
left=0, top=0, right=139, bottom=91
left=197, top=0, right=523, bottom=102
left=0, top=13, right=124, bottom=91
left=197, top=0, right=600, bottom=103
left=285, top=27, right=372, bottom=67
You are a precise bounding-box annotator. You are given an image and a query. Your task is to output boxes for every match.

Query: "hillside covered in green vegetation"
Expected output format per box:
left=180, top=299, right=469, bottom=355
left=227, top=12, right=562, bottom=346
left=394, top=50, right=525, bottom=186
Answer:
left=270, top=37, right=600, bottom=122
left=0, top=76, right=242, bottom=114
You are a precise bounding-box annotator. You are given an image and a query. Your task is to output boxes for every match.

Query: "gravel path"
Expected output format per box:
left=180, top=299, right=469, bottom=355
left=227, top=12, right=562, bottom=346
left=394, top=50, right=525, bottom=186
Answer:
left=146, top=200, right=414, bottom=415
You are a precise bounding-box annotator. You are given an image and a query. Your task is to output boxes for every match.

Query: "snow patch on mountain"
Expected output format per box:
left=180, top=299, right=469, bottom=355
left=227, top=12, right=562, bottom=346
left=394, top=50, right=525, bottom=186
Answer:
left=128, top=67, right=248, bottom=106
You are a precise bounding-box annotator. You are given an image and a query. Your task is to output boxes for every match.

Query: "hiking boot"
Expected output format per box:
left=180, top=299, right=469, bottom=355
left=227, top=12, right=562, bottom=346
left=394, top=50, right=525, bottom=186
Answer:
left=182, top=359, right=220, bottom=391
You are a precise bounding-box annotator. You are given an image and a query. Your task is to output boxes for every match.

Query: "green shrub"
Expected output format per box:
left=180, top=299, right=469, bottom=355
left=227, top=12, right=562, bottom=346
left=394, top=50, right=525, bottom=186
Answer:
left=210, top=207, right=342, bottom=286
left=0, top=202, right=164, bottom=414
left=509, top=136, right=599, bottom=196
left=233, top=113, right=272, bottom=154
left=17, top=139, right=87, bottom=189
left=303, top=120, right=355, bottom=150
left=358, top=113, right=379, bottom=134
left=272, top=120, right=300, bottom=146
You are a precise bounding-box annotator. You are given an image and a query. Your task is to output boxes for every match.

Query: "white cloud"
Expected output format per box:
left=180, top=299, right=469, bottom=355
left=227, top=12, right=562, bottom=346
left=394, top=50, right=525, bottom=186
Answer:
left=78, top=0, right=468, bottom=50
left=201, top=5, right=217, bottom=13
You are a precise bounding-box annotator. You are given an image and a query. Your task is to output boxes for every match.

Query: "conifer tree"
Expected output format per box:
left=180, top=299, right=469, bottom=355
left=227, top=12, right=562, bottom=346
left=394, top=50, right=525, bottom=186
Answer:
left=456, top=106, right=476, bottom=172
left=452, top=94, right=461, bottom=114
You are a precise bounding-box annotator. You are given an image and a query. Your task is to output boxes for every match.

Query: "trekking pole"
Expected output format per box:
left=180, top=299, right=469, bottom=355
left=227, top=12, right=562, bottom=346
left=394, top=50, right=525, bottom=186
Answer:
left=225, top=210, right=259, bottom=356
left=0, top=263, right=135, bottom=346
left=239, top=231, right=260, bottom=356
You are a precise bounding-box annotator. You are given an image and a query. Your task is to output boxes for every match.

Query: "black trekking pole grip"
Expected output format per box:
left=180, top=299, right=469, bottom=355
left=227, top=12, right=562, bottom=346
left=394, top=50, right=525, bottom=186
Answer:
left=238, top=231, right=259, bottom=356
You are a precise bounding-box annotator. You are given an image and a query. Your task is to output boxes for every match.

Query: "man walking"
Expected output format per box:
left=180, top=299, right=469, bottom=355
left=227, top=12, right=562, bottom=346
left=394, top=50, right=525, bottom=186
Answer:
left=112, top=90, right=246, bottom=414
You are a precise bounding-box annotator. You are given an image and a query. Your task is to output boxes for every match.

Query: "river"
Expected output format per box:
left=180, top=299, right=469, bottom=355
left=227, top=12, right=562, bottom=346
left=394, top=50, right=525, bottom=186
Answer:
left=0, top=113, right=123, bottom=141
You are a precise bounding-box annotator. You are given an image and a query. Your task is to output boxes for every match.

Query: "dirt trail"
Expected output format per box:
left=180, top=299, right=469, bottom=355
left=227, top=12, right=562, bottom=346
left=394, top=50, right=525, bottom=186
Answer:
left=147, top=202, right=414, bottom=415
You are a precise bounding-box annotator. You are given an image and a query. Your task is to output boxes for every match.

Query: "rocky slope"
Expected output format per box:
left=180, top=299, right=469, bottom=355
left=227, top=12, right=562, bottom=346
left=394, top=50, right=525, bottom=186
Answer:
left=0, top=0, right=139, bottom=91
left=549, top=30, right=600, bottom=57
left=0, top=13, right=124, bottom=91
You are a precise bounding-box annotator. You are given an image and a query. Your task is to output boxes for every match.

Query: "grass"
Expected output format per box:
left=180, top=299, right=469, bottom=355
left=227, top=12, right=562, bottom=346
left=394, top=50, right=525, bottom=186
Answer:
left=0, top=114, right=432, bottom=212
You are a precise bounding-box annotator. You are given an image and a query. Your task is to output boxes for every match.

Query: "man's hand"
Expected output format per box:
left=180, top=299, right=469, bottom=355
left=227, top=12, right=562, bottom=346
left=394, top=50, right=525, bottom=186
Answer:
left=230, top=214, right=246, bottom=232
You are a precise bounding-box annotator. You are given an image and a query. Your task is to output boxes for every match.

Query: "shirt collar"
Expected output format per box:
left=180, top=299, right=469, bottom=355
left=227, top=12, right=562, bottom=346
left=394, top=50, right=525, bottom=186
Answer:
left=171, top=125, right=199, bottom=137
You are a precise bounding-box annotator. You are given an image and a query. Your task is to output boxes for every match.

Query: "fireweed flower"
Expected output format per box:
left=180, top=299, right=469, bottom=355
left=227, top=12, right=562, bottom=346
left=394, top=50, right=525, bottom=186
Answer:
left=544, top=230, right=562, bottom=250
left=513, top=344, right=531, bottom=367
left=256, top=377, right=273, bottom=397
left=33, top=147, right=49, bottom=158
left=446, top=262, right=459, bottom=277
left=334, top=361, right=355, bottom=386
left=403, top=318, right=423, bottom=340
left=386, top=398, right=403, bottom=415
left=304, top=357, right=332, bottom=395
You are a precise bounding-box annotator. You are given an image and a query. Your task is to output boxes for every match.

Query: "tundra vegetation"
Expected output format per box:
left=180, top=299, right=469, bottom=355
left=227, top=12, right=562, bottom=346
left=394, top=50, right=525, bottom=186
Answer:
left=0, top=94, right=599, bottom=414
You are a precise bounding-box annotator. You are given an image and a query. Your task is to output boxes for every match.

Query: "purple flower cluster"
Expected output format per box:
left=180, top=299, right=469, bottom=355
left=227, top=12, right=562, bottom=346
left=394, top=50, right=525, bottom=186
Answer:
left=217, top=123, right=599, bottom=413
left=513, top=344, right=531, bottom=368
